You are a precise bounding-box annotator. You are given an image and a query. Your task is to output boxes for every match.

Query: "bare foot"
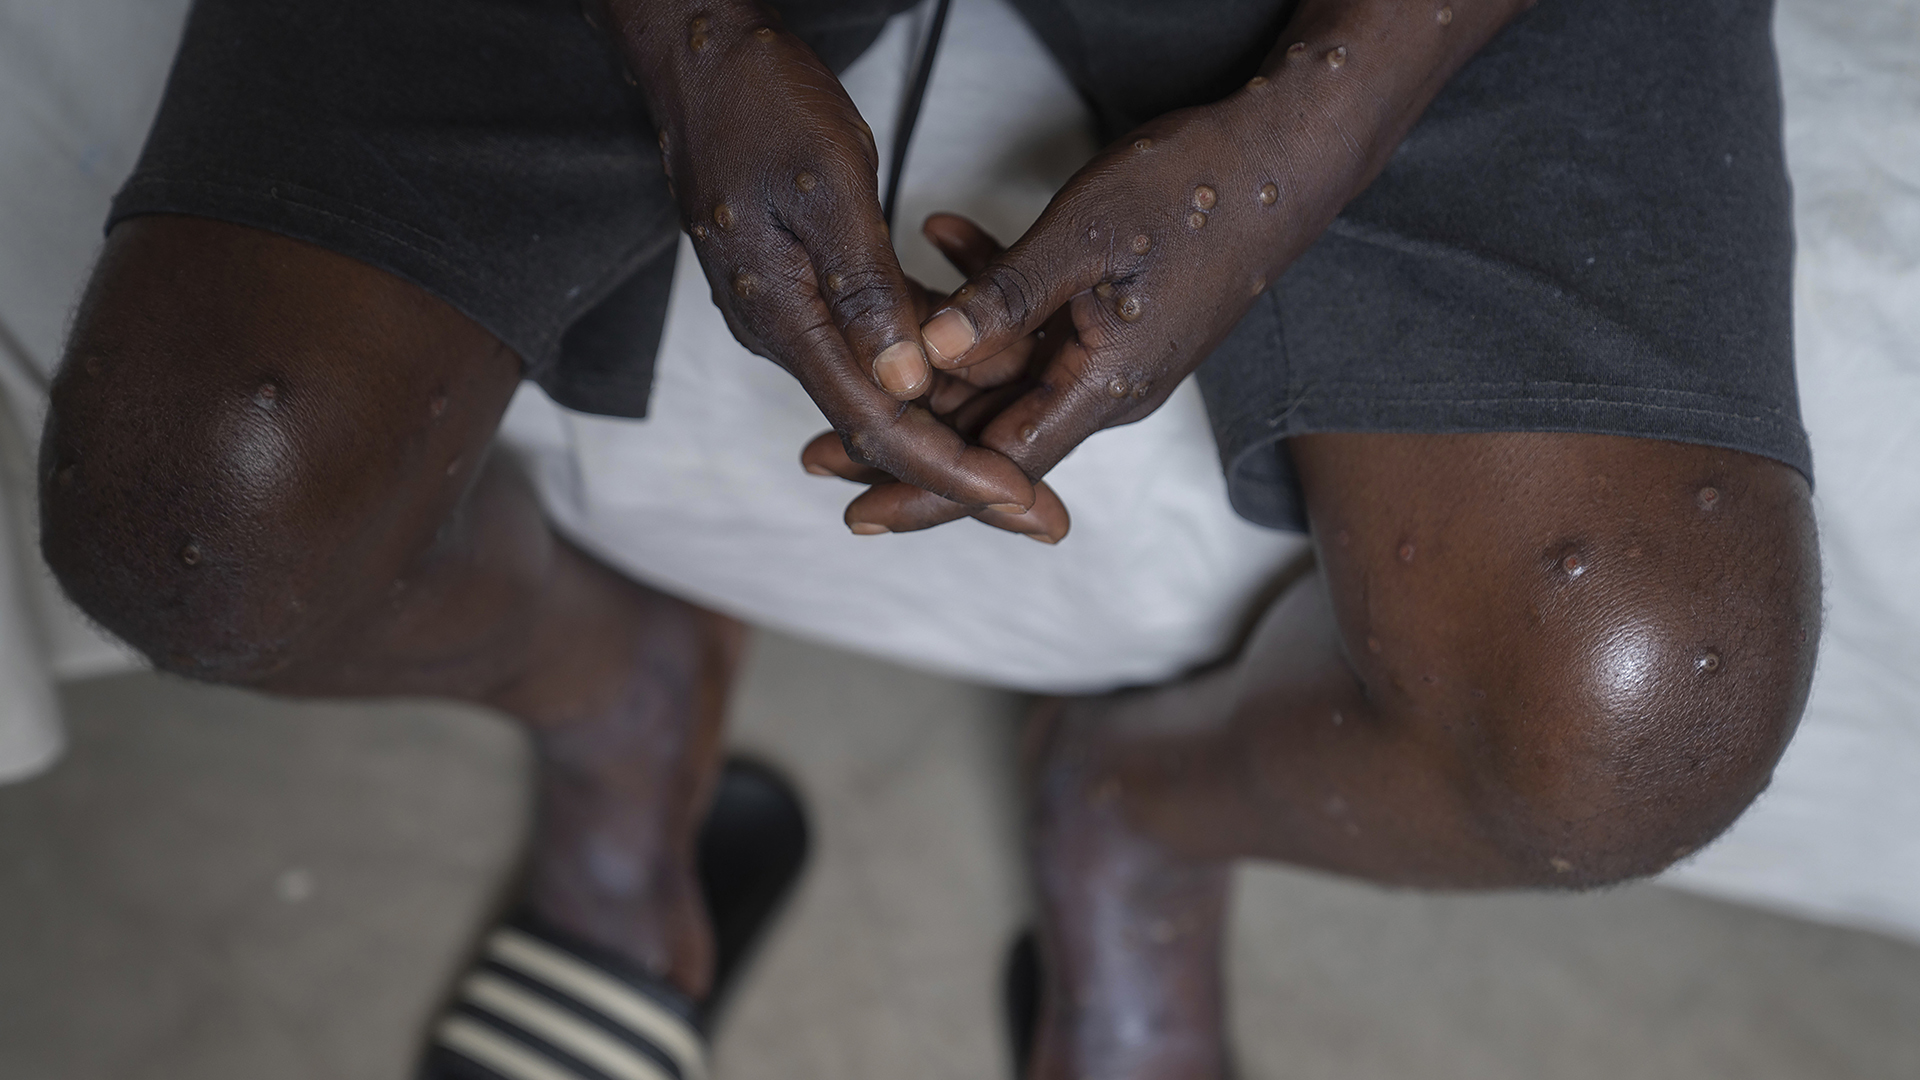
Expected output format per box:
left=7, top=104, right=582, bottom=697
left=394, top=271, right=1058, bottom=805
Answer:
left=1025, top=694, right=1232, bottom=1080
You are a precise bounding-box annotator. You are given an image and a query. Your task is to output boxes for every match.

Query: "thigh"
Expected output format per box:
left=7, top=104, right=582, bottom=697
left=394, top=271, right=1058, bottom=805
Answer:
left=42, top=214, right=525, bottom=676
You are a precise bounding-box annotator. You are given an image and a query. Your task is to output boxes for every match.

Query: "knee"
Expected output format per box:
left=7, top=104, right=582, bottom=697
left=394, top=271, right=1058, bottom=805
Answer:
left=1470, top=628, right=1815, bottom=886
left=40, top=344, right=333, bottom=681
left=38, top=217, right=520, bottom=683
left=1454, top=535, right=1819, bottom=886
left=1350, top=485, right=1822, bottom=887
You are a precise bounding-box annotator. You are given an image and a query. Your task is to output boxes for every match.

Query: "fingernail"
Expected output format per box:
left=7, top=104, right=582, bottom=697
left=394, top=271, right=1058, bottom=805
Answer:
left=804, top=463, right=835, bottom=476
left=1025, top=532, right=1059, bottom=545
left=988, top=502, right=1029, bottom=514
left=923, top=309, right=976, bottom=366
left=873, top=341, right=929, bottom=396
left=850, top=522, right=891, bottom=535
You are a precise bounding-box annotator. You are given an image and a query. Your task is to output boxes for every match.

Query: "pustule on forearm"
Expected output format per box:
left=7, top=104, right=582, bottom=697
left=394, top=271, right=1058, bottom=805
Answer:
left=596, top=0, right=780, bottom=109
left=1226, top=0, right=1536, bottom=251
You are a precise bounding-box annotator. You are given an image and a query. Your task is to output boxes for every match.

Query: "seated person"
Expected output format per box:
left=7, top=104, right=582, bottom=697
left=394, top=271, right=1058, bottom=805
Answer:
left=38, top=0, right=1818, bottom=1076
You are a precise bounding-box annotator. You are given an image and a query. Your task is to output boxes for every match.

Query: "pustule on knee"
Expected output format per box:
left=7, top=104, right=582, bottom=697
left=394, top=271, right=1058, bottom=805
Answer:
left=40, top=381, right=322, bottom=682
left=1465, top=644, right=1804, bottom=886
left=1414, top=592, right=1805, bottom=885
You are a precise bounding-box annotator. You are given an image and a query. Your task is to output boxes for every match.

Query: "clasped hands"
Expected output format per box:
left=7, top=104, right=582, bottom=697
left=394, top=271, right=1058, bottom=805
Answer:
left=642, top=13, right=1309, bottom=543
left=802, top=108, right=1284, bottom=545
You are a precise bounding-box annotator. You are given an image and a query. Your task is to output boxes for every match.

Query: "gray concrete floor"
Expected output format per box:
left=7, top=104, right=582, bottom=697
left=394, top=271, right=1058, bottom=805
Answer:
left=1, top=630, right=1917, bottom=1080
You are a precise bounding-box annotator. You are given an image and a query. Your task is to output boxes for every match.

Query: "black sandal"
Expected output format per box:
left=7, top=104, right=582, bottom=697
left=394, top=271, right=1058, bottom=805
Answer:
left=1003, top=928, right=1042, bottom=1080
left=419, top=758, right=809, bottom=1080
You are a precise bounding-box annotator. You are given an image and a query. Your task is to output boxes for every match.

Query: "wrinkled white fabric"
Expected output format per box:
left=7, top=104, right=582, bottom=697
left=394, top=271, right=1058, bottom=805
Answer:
left=0, top=0, right=180, bottom=782
left=0, top=399, right=61, bottom=782
left=1658, top=0, right=1920, bottom=941
left=1, top=0, right=1919, bottom=953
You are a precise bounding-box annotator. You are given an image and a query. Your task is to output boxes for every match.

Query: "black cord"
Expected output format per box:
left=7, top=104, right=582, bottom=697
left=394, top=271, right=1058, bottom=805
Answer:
left=881, top=0, right=953, bottom=230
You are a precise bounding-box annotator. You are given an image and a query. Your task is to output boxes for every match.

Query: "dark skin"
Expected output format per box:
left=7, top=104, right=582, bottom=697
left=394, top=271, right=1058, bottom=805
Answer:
left=38, top=0, right=1821, bottom=1077
left=804, top=0, right=1536, bottom=538
left=620, top=3, right=1818, bottom=1074
left=603, top=0, right=1041, bottom=519
left=1019, top=434, right=1817, bottom=1079
left=40, top=218, right=739, bottom=997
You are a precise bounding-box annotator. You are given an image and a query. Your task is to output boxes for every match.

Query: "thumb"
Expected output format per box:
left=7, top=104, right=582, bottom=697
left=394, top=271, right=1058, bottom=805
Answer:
left=919, top=211, right=1104, bottom=371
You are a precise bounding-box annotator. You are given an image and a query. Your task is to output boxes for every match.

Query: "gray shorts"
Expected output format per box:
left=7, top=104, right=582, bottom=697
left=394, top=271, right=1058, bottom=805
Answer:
left=110, top=0, right=1808, bottom=532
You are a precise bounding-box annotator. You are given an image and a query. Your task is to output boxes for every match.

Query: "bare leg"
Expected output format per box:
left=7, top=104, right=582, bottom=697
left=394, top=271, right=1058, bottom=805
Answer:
left=41, top=216, right=735, bottom=997
left=1025, top=432, right=1820, bottom=1080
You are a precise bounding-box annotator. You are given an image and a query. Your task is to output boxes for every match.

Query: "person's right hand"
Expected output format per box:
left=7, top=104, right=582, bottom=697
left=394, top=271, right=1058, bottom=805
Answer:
left=601, top=0, right=1036, bottom=513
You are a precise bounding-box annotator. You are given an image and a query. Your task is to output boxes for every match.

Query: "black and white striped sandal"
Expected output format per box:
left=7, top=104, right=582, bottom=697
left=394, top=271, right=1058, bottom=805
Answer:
left=425, top=913, right=709, bottom=1080
left=420, top=758, right=809, bottom=1080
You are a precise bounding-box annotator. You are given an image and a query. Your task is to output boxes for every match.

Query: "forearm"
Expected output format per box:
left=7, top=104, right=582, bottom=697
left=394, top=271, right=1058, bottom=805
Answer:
left=1221, top=0, right=1536, bottom=275
left=595, top=0, right=828, bottom=144
left=597, top=0, right=758, bottom=74
left=586, top=0, right=1032, bottom=502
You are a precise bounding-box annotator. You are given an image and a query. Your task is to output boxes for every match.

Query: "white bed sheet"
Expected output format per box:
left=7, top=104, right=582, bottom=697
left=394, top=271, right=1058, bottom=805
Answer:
left=0, top=0, right=1916, bottom=944
left=1658, top=0, right=1920, bottom=939
left=0, top=0, right=185, bottom=782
